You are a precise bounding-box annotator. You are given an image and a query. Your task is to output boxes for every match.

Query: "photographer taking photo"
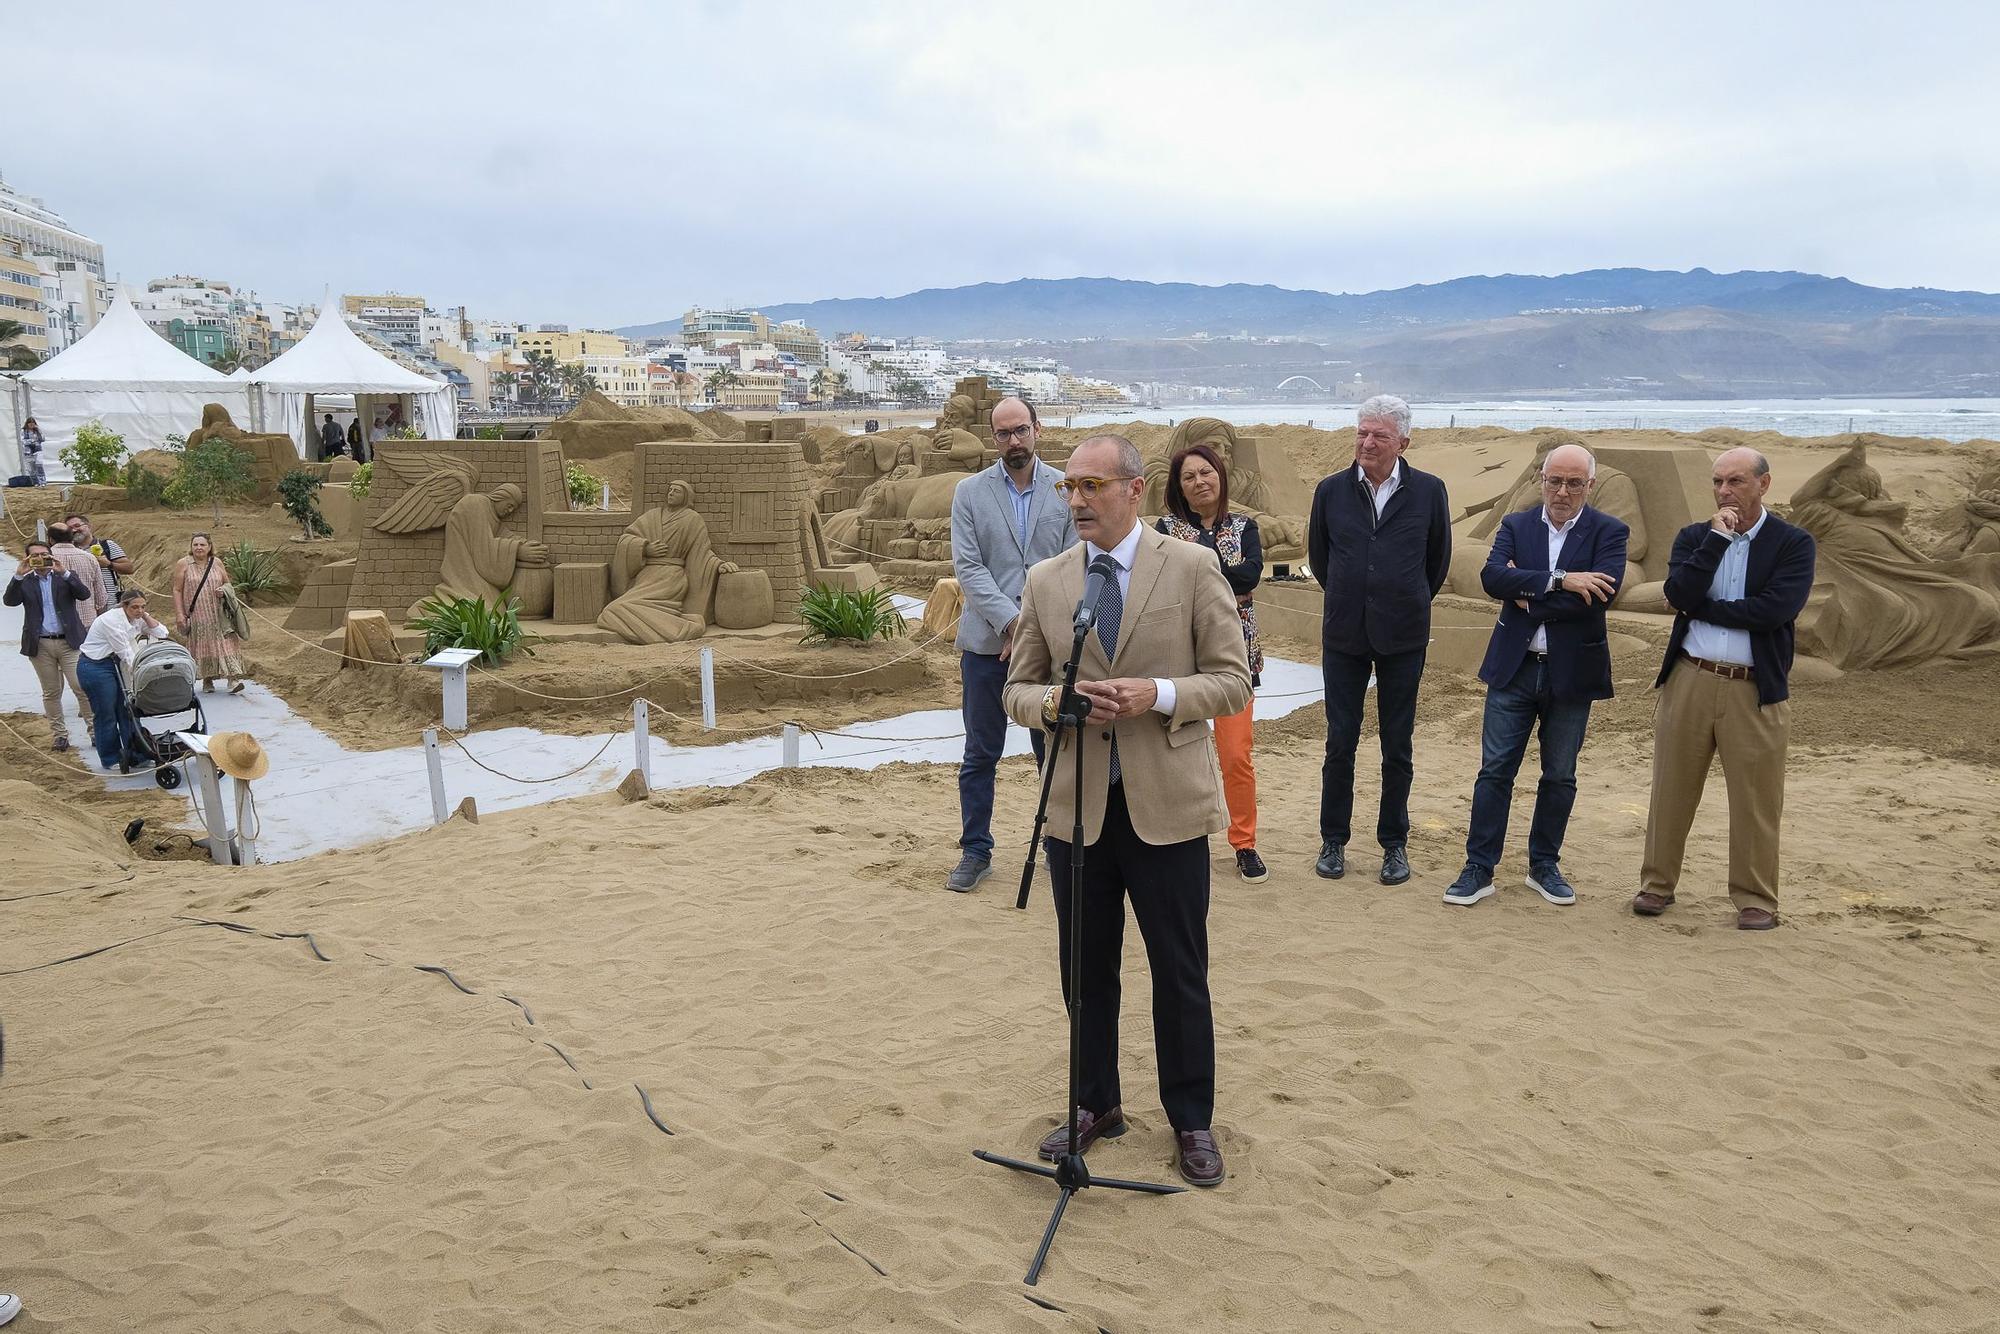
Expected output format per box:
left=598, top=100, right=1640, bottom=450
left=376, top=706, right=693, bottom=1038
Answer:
left=5, top=540, right=96, bottom=751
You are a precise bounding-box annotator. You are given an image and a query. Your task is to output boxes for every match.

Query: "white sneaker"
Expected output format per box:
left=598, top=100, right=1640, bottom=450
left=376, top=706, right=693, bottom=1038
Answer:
left=0, top=1292, right=22, bottom=1325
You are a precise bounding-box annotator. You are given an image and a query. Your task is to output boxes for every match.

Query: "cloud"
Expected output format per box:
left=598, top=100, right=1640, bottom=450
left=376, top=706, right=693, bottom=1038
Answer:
left=12, top=0, right=1999, bottom=326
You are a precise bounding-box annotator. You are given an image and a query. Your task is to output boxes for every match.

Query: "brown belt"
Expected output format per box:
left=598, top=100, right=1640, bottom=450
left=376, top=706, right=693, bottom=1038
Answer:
left=1681, top=651, right=1753, bottom=682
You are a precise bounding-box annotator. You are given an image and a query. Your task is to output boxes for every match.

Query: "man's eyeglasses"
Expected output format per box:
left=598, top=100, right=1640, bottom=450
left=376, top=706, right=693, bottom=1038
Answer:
left=993, top=424, right=1034, bottom=442
left=1540, top=476, right=1592, bottom=493
left=1054, top=475, right=1138, bottom=500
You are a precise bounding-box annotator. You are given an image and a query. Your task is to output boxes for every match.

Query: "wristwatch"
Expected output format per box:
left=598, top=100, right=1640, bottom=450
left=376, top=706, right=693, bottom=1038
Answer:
left=1550, top=569, right=1567, bottom=590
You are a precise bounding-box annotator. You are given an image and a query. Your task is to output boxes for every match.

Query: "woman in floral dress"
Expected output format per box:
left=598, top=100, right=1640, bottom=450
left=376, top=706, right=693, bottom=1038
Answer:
left=172, top=533, right=246, bottom=692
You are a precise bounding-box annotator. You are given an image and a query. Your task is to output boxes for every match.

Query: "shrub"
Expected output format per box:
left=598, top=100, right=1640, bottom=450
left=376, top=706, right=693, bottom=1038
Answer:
left=60, top=419, right=127, bottom=485
left=564, top=462, right=603, bottom=508
left=389, top=424, right=424, bottom=440
left=122, top=458, right=171, bottom=506
left=160, top=432, right=188, bottom=454
left=407, top=593, right=535, bottom=667
left=278, top=468, right=333, bottom=540
left=220, top=541, right=286, bottom=601
left=348, top=461, right=373, bottom=499
left=474, top=425, right=504, bottom=440
left=163, top=438, right=257, bottom=521
left=799, top=585, right=905, bottom=643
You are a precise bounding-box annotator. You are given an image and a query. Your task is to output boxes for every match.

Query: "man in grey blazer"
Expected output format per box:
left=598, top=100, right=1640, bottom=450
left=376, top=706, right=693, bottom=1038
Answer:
left=947, top=397, right=1076, bottom=891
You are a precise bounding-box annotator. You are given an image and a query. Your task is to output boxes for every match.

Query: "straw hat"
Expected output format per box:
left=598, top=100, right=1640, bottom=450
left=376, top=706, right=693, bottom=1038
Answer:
left=207, top=732, right=270, bottom=781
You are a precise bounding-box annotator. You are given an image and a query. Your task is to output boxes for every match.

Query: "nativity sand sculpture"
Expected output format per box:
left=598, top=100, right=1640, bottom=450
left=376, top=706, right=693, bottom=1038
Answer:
left=597, top=480, right=739, bottom=644
left=184, top=402, right=307, bottom=502
left=1143, top=417, right=1307, bottom=559
left=369, top=455, right=551, bottom=618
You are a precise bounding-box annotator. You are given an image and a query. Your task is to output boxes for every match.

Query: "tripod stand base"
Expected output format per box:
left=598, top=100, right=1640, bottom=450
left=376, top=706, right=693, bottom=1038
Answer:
left=973, top=1148, right=1184, bottom=1285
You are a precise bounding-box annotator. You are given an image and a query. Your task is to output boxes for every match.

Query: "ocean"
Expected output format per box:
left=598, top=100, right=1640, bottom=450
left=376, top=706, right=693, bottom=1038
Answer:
left=1065, top=397, right=2000, bottom=444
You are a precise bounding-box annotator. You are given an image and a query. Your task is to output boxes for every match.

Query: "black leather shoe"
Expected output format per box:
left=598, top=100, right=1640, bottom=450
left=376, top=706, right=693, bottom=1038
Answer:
left=1314, top=841, right=1346, bottom=879
left=1235, top=848, right=1269, bottom=883
left=1176, top=1130, right=1226, bottom=1187
left=1380, top=845, right=1411, bottom=885
left=1037, top=1106, right=1128, bottom=1162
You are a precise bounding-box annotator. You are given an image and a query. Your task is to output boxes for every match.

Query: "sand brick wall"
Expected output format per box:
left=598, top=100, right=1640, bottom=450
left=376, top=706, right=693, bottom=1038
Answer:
left=638, top=441, right=809, bottom=621
left=283, top=559, right=357, bottom=632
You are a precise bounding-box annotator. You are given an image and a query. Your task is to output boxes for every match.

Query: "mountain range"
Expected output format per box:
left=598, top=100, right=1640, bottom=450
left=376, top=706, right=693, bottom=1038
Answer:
left=618, top=269, right=2000, bottom=343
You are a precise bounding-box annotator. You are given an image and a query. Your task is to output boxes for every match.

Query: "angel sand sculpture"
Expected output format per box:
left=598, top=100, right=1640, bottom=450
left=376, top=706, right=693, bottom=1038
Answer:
left=368, top=455, right=551, bottom=619
left=596, top=481, right=738, bottom=644
left=1789, top=441, right=2000, bottom=670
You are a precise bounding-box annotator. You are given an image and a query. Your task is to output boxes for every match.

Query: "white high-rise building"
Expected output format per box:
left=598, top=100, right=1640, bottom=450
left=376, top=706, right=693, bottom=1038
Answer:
left=1, top=171, right=109, bottom=351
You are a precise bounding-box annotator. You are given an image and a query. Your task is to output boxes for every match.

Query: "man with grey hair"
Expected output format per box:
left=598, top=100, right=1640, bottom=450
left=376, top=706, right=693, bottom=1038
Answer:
left=1636, top=446, right=1816, bottom=930
left=946, top=396, right=1074, bottom=892
left=1307, top=395, right=1453, bottom=886
left=1446, top=443, right=1628, bottom=907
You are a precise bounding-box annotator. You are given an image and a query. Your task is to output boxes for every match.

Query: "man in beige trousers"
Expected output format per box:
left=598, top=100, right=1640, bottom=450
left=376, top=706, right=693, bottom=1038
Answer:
left=1636, top=448, right=1818, bottom=930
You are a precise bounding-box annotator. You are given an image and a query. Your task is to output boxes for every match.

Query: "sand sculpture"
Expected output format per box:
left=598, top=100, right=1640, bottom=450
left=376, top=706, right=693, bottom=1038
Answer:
left=369, top=457, right=552, bottom=617
left=1948, top=463, right=2000, bottom=556
left=1789, top=442, right=2000, bottom=670
left=542, top=390, right=719, bottom=460
left=185, top=403, right=302, bottom=502
left=1138, top=417, right=1310, bottom=560
left=597, top=481, right=740, bottom=643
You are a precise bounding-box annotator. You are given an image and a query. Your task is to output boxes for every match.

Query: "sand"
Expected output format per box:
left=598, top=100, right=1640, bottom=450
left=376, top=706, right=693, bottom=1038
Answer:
left=4, top=635, right=1998, bottom=1330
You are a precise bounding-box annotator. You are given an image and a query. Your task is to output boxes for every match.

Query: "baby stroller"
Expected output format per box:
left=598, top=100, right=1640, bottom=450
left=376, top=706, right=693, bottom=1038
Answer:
left=124, top=638, right=206, bottom=789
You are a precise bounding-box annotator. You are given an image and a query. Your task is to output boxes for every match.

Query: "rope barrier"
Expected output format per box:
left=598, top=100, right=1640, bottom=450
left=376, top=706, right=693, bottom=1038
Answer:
left=435, top=724, right=626, bottom=785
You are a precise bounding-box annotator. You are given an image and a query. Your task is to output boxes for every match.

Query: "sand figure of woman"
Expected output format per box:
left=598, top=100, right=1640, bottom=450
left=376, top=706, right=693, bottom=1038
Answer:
left=173, top=533, right=246, bottom=693
left=597, top=482, right=738, bottom=644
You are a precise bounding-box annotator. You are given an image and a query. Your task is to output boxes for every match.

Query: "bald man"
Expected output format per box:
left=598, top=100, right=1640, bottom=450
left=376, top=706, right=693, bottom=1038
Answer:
left=1636, top=447, right=1816, bottom=931
left=1447, top=444, right=1629, bottom=908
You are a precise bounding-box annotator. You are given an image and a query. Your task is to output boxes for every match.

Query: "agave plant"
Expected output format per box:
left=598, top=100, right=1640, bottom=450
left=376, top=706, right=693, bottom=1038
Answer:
left=799, top=585, right=905, bottom=643
left=407, top=593, right=536, bottom=666
left=220, top=541, right=287, bottom=601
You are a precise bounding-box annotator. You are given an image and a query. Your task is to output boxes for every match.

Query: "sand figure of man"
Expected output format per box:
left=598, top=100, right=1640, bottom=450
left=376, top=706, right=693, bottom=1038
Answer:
left=1144, top=419, right=1275, bottom=519
left=597, top=481, right=738, bottom=644
left=419, top=483, right=549, bottom=614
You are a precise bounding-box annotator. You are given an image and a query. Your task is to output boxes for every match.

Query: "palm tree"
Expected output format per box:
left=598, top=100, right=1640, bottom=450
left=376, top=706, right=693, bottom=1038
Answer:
left=492, top=370, right=520, bottom=404
left=0, top=318, right=44, bottom=370
left=704, top=367, right=741, bottom=402
left=558, top=362, right=596, bottom=399
left=523, top=350, right=560, bottom=404
left=810, top=368, right=848, bottom=401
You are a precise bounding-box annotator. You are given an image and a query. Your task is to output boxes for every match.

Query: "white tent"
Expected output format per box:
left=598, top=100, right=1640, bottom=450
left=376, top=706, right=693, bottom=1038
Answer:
left=250, top=303, right=457, bottom=456
left=5, top=290, right=251, bottom=479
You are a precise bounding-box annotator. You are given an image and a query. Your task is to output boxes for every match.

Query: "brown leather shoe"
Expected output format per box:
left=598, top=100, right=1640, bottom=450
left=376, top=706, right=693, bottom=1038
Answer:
left=1737, top=907, right=1779, bottom=931
left=1176, top=1130, right=1225, bottom=1187
left=1631, top=891, right=1673, bottom=916
left=1037, top=1106, right=1127, bottom=1162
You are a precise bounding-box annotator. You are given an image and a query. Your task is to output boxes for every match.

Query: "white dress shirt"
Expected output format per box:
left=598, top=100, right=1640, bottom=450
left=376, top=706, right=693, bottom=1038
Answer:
left=1681, top=509, right=1768, bottom=667
left=1530, top=506, right=1581, bottom=653
left=1085, top=521, right=1177, bottom=716
left=80, top=609, right=169, bottom=668
left=1356, top=461, right=1402, bottom=517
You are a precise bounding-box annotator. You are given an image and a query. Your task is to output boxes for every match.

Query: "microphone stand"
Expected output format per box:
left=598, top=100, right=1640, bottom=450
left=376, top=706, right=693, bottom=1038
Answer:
left=975, top=606, right=1182, bottom=1288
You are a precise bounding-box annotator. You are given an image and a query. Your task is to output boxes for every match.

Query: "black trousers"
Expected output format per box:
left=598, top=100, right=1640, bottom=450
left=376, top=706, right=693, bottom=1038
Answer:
left=1044, top=783, right=1214, bottom=1132
left=1319, top=644, right=1428, bottom=849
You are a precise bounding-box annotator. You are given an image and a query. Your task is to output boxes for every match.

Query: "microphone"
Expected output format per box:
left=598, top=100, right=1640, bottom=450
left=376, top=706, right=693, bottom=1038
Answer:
left=1073, top=554, right=1118, bottom=636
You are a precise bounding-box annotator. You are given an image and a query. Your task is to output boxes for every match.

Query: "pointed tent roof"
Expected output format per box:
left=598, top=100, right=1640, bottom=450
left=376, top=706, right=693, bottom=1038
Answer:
left=227, top=366, right=253, bottom=380
left=250, top=301, right=444, bottom=394
left=22, top=289, right=232, bottom=390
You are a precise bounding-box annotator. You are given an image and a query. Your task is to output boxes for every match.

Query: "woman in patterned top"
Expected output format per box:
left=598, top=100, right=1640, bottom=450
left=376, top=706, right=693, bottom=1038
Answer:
left=1157, top=442, right=1266, bottom=883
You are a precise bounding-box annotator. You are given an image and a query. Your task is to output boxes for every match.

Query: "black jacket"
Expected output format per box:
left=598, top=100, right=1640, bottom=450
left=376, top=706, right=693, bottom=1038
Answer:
left=1308, top=460, right=1452, bottom=656
left=1655, top=513, right=1817, bottom=706
left=1480, top=505, right=1629, bottom=702
left=6, top=567, right=93, bottom=655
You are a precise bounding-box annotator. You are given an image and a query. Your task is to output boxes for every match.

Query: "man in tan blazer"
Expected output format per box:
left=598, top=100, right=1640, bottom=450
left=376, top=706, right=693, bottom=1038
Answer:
left=1004, top=433, right=1252, bottom=1187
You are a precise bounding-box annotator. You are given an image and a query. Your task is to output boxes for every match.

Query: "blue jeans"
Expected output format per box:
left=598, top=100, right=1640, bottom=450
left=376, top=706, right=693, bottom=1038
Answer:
left=958, top=650, right=1046, bottom=859
left=77, top=652, right=137, bottom=769
left=1464, top=655, right=1593, bottom=872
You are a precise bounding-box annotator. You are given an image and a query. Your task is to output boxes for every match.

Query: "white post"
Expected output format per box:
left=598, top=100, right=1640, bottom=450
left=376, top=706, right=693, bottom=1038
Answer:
left=782, top=722, right=800, bottom=768
left=699, top=646, right=716, bottom=730
left=633, top=698, right=652, bottom=789
left=231, top=779, right=259, bottom=866
left=424, top=648, right=479, bottom=732
left=194, top=755, right=233, bottom=865
left=424, top=728, right=449, bottom=824
left=600, top=481, right=611, bottom=510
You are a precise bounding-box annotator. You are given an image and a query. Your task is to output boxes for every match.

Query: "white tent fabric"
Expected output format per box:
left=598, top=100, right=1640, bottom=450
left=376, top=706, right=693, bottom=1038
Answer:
left=6, top=291, right=249, bottom=479
left=250, top=303, right=457, bottom=452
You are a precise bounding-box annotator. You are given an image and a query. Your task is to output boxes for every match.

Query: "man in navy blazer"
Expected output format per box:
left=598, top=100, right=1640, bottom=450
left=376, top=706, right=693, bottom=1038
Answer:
left=1446, top=445, right=1629, bottom=908
left=1636, top=447, right=1816, bottom=931
left=5, top=538, right=96, bottom=751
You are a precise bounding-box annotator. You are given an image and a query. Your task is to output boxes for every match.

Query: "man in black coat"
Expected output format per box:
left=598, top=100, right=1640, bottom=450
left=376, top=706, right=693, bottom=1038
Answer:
left=1306, top=395, right=1453, bottom=886
left=1447, top=444, right=1629, bottom=909
left=5, top=539, right=95, bottom=750
left=1635, top=447, right=1817, bottom=931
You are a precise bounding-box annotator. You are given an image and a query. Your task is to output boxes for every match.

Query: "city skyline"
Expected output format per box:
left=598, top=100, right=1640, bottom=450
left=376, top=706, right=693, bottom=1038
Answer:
left=12, top=1, right=2000, bottom=329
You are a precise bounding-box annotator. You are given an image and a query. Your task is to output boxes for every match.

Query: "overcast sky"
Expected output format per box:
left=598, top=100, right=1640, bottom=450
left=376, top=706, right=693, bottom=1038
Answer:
left=13, top=1, right=1999, bottom=328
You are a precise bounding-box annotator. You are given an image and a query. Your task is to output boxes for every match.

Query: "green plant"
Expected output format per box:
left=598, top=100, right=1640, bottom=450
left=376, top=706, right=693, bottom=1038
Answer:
left=122, top=458, right=171, bottom=506
left=163, top=438, right=257, bottom=521
left=348, top=460, right=373, bottom=499
left=474, top=425, right=504, bottom=440
left=564, top=462, right=603, bottom=508
left=799, top=585, right=906, bottom=643
left=278, top=469, right=333, bottom=539
left=220, top=541, right=286, bottom=600
left=407, top=593, right=535, bottom=667
left=59, top=419, right=128, bottom=485
left=389, top=424, right=424, bottom=440
left=160, top=431, right=188, bottom=454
